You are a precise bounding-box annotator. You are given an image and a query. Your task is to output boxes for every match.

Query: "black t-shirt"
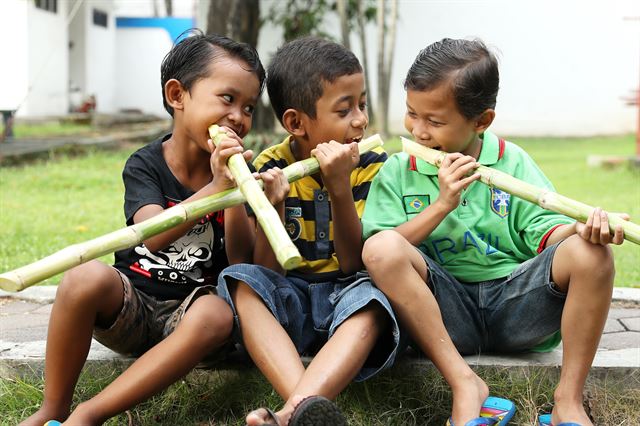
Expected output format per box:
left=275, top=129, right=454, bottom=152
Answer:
left=113, top=134, right=229, bottom=301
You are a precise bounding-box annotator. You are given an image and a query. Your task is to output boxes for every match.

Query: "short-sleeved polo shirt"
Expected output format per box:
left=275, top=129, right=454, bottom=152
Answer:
left=256, top=135, right=387, bottom=280
left=362, top=131, right=573, bottom=282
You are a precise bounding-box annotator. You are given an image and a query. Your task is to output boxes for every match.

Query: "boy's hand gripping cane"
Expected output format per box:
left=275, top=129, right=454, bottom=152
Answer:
left=401, top=137, right=640, bottom=245
left=0, top=134, right=384, bottom=292
left=209, top=125, right=302, bottom=270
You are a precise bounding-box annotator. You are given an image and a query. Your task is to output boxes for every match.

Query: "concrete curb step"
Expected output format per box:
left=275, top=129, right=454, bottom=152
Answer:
left=2, top=351, right=639, bottom=390
left=2, top=287, right=639, bottom=386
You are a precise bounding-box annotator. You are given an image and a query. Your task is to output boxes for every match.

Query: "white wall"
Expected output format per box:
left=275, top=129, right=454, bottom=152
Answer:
left=84, top=1, right=117, bottom=113
left=69, top=0, right=86, bottom=109
left=0, top=0, right=69, bottom=116
left=255, top=0, right=639, bottom=137
left=114, top=0, right=195, bottom=18
left=0, top=1, right=29, bottom=112
left=114, top=28, right=174, bottom=117
left=26, top=1, right=69, bottom=116
left=379, top=0, right=639, bottom=137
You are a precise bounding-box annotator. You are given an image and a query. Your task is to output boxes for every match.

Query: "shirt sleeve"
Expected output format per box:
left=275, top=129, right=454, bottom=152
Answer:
left=122, top=153, right=166, bottom=225
left=361, top=155, right=407, bottom=240
left=510, top=150, right=574, bottom=256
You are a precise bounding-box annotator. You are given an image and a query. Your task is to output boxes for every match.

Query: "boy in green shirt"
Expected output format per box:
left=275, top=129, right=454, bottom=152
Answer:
left=362, top=38, right=627, bottom=426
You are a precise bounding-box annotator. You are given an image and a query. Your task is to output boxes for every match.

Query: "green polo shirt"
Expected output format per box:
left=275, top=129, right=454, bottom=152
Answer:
left=362, top=131, right=574, bottom=282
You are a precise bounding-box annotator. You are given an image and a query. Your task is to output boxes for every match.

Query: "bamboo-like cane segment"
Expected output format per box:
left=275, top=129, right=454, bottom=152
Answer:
left=209, top=125, right=301, bottom=270
left=401, top=137, right=640, bottom=246
left=0, top=135, right=384, bottom=292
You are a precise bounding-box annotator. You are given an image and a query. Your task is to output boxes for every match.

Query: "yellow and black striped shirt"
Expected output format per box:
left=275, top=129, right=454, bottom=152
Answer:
left=254, top=135, right=387, bottom=280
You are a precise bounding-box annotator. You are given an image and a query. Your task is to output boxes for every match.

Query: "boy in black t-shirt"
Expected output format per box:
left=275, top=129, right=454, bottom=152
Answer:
left=21, top=31, right=287, bottom=426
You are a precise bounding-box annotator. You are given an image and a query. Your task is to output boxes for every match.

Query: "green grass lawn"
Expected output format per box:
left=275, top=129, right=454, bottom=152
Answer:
left=2, top=363, right=638, bottom=425
left=2, top=133, right=637, bottom=287
left=13, top=121, right=93, bottom=138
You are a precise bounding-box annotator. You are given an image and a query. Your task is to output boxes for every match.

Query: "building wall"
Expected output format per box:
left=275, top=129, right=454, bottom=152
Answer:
left=0, top=0, right=69, bottom=116
left=113, top=17, right=194, bottom=117
left=69, top=0, right=87, bottom=110
left=26, top=0, right=69, bottom=116
left=0, top=1, right=29, bottom=112
left=83, top=1, right=117, bottom=113
left=114, top=27, right=174, bottom=117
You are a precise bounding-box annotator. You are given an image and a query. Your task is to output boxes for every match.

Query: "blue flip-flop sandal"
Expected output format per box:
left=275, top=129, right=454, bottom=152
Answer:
left=446, top=396, right=516, bottom=426
left=538, top=413, right=583, bottom=426
left=446, top=417, right=498, bottom=426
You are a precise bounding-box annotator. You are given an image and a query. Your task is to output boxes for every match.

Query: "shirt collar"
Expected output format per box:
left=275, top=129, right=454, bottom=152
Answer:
left=282, top=135, right=297, bottom=164
left=414, top=130, right=500, bottom=175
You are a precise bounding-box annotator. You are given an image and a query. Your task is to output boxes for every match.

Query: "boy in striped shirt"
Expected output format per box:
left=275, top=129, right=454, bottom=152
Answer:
left=217, top=37, right=399, bottom=426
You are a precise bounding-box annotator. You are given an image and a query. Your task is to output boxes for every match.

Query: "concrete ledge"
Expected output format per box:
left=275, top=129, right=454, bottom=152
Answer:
left=2, top=287, right=639, bottom=387
left=3, top=347, right=639, bottom=391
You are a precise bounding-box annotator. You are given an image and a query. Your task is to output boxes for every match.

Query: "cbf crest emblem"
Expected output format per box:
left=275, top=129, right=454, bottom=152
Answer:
left=285, top=207, right=302, bottom=240
left=490, top=188, right=510, bottom=218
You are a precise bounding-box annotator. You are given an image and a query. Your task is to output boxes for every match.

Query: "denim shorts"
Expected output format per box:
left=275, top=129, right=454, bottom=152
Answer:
left=217, top=264, right=401, bottom=381
left=419, top=242, right=566, bottom=355
left=93, top=268, right=229, bottom=364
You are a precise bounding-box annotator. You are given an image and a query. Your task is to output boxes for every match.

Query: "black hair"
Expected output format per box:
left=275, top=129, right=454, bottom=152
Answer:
left=160, top=29, right=266, bottom=116
left=266, top=36, right=363, bottom=124
left=404, top=38, right=499, bottom=119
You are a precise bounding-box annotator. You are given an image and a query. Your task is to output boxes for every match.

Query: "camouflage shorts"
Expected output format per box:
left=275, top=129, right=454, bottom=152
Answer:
left=93, top=268, right=228, bottom=363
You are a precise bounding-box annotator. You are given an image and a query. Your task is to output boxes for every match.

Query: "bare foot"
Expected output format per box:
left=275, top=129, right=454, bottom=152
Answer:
left=552, top=395, right=593, bottom=426
left=246, top=407, right=283, bottom=426
left=449, top=373, right=490, bottom=426
left=245, top=395, right=305, bottom=426
left=19, top=406, right=69, bottom=426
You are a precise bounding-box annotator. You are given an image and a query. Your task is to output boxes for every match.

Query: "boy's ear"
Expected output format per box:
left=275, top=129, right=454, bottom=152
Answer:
left=282, top=109, right=308, bottom=138
left=164, top=79, right=185, bottom=112
left=475, top=109, right=495, bottom=133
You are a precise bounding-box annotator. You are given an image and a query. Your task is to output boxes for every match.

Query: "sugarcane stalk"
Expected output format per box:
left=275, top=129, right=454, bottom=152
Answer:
left=401, top=137, right=640, bottom=245
left=209, top=125, right=302, bottom=270
left=0, top=134, right=384, bottom=292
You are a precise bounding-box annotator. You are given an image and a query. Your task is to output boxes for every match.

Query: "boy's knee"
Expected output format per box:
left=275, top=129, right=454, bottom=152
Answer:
left=183, top=295, right=233, bottom=344
left=362, top=230, right=405, bottom=270
left=57, top=261, right=119, bottom=305
left=346, top=303, right=387, bottom=340
left=561, top=235, right=615, bottom=279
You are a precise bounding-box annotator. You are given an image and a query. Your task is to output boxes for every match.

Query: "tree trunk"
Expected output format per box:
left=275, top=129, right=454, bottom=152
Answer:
left=376, top=0, right=388, bottom=136
left=337, top=0, right=350, bottom=49
left=206, top=0, right=273, bottom=132
left=228, top=0, right=260, bottom=47
left=376, top=0, right=398, bottom=137
left=164, top=0, right=172, bottom=16
left=207, top=0, right=232, bottom=35
left=356, top=0, right=374, bottom=125
left=383, top=0, right=397, bottom=135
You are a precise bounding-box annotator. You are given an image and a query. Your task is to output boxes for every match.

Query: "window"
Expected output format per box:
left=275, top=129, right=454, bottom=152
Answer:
left=93, top=9, right=108, bottom=28
left=35, top=0, right=57, bottom=13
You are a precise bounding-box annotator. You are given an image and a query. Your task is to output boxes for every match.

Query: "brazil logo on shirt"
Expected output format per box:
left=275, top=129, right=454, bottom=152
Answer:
left=403, top=195, right=430, bottom=214
left=490, top=188, right=510, bottom=218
